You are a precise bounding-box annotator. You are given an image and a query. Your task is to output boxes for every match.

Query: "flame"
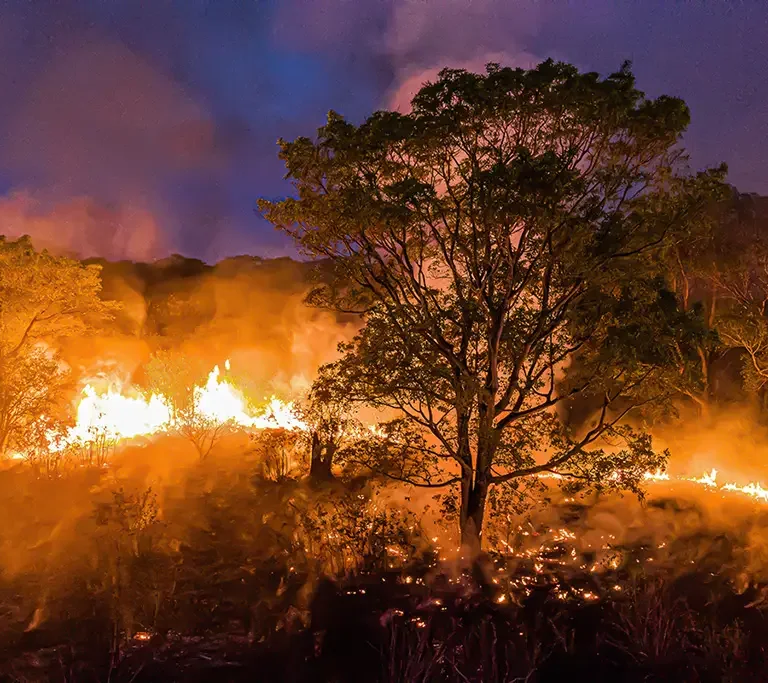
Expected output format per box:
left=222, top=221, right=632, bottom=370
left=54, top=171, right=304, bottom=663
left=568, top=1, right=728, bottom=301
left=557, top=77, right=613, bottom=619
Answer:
left=643, top=467, right=768, bottom=505
left=14, top=357, right=768, bottom=510
left=69, top=385, right=172, bottom=442
left=643, top=470, right=670, bottom=482
left=27, top=360, right=307, bottom=456
left=688, top=468, right=718, bottom=487
left=192, top=364, right=306, bottom=431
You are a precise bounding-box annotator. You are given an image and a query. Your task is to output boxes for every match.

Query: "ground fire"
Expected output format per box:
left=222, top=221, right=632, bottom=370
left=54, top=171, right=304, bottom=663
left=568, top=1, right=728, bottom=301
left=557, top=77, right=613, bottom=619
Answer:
left=11, top=353, right=768, bottom=507
left=19, top=360, right=307, bottom=456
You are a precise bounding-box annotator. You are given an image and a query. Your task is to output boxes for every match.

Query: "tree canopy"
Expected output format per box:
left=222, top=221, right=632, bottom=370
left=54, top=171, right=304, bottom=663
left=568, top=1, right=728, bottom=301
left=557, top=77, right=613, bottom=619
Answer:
left=261, top=60, right=727, bottom=547
left=0, top=236, right=116, bottom=455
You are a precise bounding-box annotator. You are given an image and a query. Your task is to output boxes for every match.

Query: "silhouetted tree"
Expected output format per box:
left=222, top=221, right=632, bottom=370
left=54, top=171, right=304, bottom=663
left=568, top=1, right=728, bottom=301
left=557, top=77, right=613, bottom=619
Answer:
left=659, top=188, right=763, bottom=414
left=261, top=61, right=726, bottom=547
left=297, top=365, right=359, bottom=481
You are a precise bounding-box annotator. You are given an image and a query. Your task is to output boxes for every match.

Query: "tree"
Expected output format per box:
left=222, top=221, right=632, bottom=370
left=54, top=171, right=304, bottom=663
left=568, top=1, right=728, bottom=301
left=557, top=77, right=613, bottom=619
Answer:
left=296, top=365, right=359, bottom=481
left=0, top=236, right=116, bottom=456
left=0, top=347, right=69, bottom=457
left=659, top=187, right=758, bottom=414
left=260, top=61, right=726, bottom=548
left=144, top=350, right=227, bottom=459
left=697, top=192, right=768, bottom=409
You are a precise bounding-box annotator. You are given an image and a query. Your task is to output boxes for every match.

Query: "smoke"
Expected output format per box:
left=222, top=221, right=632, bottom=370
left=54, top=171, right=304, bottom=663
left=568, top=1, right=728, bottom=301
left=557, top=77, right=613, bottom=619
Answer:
left=0, top=192, right=167, bottom=261
left=0, top=1, right=762, bottom=261
left=0, top=34, right=213, bottom=258
left=653, top=405, right=768, bottom=484
left=0, top=1, right=550, bottom=261
left=382, top=1, right=542, bottom=109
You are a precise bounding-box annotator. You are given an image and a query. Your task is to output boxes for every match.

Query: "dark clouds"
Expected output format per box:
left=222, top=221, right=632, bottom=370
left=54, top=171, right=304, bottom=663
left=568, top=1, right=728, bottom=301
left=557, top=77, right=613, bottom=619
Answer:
left=0, top=0, right=764, bottom=260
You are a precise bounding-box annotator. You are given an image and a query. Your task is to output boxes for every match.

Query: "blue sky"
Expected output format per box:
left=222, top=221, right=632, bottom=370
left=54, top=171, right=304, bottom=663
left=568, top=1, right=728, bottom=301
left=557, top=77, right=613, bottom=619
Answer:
left=0, top=1, right=764, bottom=261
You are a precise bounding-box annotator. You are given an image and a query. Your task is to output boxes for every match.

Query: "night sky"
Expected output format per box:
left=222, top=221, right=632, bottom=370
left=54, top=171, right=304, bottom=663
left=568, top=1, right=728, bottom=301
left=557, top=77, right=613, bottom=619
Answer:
left=0, top=0, right=764, bottom=261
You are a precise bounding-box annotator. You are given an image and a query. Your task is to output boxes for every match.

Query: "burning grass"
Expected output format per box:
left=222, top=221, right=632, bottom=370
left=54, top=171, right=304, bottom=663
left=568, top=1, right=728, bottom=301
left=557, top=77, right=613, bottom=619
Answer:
left=2, top=453, right=768, bottom=682
left=4, top=328, right=768, bottom=681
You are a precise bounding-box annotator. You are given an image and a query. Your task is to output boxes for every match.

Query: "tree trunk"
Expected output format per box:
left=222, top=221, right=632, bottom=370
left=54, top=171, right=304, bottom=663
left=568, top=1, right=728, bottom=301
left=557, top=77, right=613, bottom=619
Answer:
left=309, top=432, right=334, bottom=481
left=459, top=474, right=489, bottom=554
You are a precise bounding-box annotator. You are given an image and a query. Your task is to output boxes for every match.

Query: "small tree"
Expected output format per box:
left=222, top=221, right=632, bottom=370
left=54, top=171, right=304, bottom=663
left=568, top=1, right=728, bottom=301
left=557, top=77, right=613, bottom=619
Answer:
left=144, top=350, right=227, bottom=459
left=15, top=414, right=71, bottom=477
left=252, top=427, right=302, bottom=481
left=296, top=365, right=360, bottom=481
left=261, top=61, right=726, bottom=547
left=94, top=487, right=161, bottom=649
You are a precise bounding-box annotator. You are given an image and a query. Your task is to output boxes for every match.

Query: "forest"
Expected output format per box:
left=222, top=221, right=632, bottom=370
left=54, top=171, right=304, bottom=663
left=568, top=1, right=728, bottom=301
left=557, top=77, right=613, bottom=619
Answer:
left=4, top=61, right=768, bottom=682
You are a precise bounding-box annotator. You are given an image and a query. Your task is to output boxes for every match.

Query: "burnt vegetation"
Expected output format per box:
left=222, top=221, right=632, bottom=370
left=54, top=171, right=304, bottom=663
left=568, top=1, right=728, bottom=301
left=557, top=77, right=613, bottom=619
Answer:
left=4, top=61, right=768, bottom=681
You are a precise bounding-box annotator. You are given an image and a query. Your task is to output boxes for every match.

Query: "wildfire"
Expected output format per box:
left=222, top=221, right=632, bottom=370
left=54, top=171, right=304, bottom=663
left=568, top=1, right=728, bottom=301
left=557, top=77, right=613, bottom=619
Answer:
left=191, top=362, right=306, bottom=431
left=69, top=385, right=171, bottom=443
left=38, top=360, right=307, bottom=454
left=15, top=359, right=768, bottom=511
left=641, top=466, right=768, bottom=505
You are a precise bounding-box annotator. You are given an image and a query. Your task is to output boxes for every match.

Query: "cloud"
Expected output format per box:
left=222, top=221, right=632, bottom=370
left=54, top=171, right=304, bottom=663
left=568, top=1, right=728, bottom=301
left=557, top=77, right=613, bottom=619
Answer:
left=0, top=0, right=763, bottom=261
left=6, top=36, right=215, bottom=191
left=0, top=35, right=219, bottom=257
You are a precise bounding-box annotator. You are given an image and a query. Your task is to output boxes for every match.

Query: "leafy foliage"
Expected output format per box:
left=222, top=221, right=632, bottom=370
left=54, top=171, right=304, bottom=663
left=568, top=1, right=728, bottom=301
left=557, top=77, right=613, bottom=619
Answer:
left=0, top=236, right=117, bottom=456
left=144, top=350, right=227, bottom=459
left=261, top=60, right=727, bottom=544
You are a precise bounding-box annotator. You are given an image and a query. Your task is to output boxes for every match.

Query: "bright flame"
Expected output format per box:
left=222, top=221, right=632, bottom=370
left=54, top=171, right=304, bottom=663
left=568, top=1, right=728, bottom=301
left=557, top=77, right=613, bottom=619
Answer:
left=643, top=467, right=768, bottom=505
left=16, top=358, right=768, bottom=511
left=32, top=360, right=307, bottom=456
left=69, top=385, right=171, bottom=442
left=193, top=364, right=254, bottom=427
left=193, top=364, right=306, bottom=431
left=689, top=468, right=718, bottom=487
left=721, top=481, right=768, bottom=502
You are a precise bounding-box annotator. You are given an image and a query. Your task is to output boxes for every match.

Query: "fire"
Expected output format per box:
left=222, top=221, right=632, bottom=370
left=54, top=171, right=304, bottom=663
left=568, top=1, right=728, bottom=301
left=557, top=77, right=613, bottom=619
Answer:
left=69, top=385, right=171, bottom=443
left=15, top=357, right=768, bottom=511
left=193, top=363, right=306, bottom=431
left=689, top=468, right=718, bottom=487
left=35, top=360, right=306, bottom=455
left=642, top=466, right=768, bottom=505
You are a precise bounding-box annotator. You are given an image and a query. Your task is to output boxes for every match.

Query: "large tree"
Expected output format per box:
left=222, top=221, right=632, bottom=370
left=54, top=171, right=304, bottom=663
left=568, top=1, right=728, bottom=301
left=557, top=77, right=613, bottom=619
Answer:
left=0, top=236, right=116, bottom=455
left=260, top=61, right=726, bottom=547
